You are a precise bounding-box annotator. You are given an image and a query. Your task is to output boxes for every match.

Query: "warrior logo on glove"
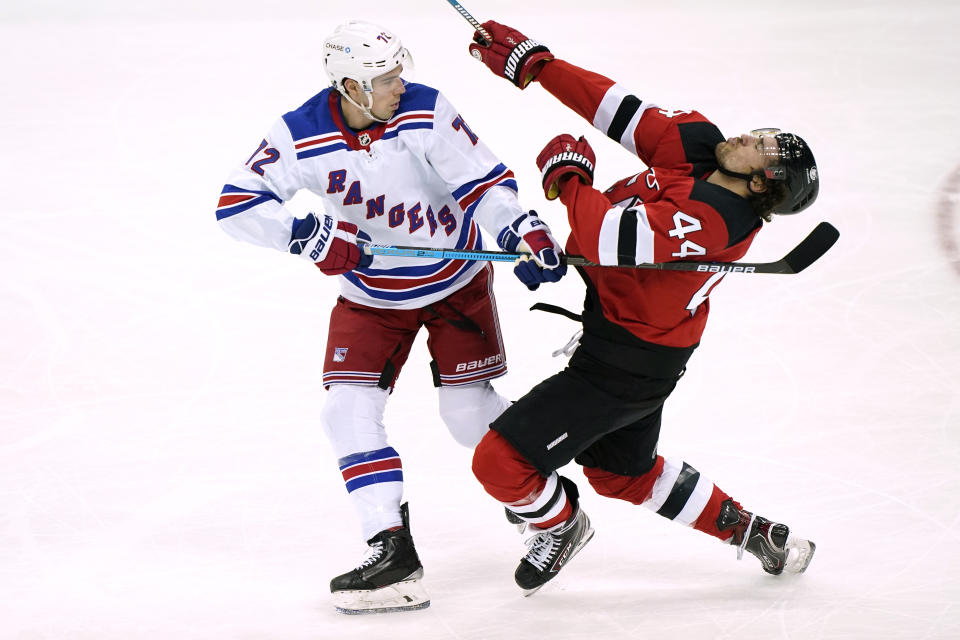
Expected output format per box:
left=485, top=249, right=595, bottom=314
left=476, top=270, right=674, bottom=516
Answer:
left=468, top=21, right=553, bottom=89
left=536, top=134, right=597, bottom=200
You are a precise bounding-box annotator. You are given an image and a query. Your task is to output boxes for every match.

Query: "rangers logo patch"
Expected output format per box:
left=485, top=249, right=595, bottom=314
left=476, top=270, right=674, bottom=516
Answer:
left=333, top=347, right=348, bottom=362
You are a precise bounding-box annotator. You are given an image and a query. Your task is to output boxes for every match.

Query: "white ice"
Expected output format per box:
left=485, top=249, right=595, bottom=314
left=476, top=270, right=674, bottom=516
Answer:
left=2, top=1, right=959, bottom=638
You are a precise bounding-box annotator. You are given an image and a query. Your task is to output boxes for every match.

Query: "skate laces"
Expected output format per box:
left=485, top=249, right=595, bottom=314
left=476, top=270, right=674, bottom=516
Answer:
left=523, top=530, right=561, bottom=571
left=737, top=513, right=757, bottom=561
left=356, top=541, right=385, bottom=569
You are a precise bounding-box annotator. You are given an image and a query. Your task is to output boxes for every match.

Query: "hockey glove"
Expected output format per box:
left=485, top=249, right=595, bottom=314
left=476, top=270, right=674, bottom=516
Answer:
left=468, top=20, right=552, bottom=89
left=536, top=134, right=596, bottom=200
left=289, top=212, right=372, bottom=276
left=497, top=210, right=566, bottom=290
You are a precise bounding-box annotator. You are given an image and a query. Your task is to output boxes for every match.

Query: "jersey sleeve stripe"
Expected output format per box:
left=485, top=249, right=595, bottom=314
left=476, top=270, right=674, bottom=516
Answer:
left=593, top=84, right=660, bottom=156
left=215, top=185, right=282, bottom=220
left=593, top=84, right=635, bottom=137
left=617, top=208, right=639, bottom=266
left=606, top=94, right=643, bottom=143
left=618, top=104, right=658, bottom=156
left=453, top=163, right=514, bottom=201
left=458, top=171, right=517, bottom=211
left=596, top=203, right=655, bottom=265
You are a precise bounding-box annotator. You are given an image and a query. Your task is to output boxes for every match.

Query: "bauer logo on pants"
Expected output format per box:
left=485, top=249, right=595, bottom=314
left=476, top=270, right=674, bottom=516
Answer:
left=333, top=347, right=348, bottom=362
left=455, top=354, right=502, bottom=372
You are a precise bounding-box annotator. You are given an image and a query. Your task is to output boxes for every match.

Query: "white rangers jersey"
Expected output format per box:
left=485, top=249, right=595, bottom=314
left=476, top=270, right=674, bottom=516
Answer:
left=216, top=82, right=524, bottom=309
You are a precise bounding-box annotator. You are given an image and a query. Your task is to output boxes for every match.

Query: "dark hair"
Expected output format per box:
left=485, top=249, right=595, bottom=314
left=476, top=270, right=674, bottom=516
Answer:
left=747, top=179, right=789, bottom=221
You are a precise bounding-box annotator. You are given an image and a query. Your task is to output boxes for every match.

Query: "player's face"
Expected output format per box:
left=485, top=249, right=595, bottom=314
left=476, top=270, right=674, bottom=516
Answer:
left=716, top=131, right=781, bottom=174
left=369, top=65, right=406, bottom=121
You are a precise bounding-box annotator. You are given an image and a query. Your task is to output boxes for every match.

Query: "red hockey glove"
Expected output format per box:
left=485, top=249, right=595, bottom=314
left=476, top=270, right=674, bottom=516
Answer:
left=536, top=134, right=596, bottom=200
left=289, top=212, right=372, bottom=276
left=468, top=20, right=552, bottom=89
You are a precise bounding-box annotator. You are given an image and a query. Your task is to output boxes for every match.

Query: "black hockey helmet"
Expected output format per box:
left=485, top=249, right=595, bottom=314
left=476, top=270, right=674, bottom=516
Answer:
left=754, top=129, right=819, bottom=215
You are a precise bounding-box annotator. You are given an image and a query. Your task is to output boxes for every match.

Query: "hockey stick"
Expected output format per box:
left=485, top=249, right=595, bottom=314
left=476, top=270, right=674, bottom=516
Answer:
left=445, top=0, right=492, bottom=44
left=363, top=222, right=839, bottom=274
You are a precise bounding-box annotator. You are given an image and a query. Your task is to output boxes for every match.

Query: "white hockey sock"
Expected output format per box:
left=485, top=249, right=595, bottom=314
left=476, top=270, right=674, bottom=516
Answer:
left=642, top=457, right=715, bottom=527
left=338, top=446, right=404, bottom=540
left=504, top=472, right=568, bottom=528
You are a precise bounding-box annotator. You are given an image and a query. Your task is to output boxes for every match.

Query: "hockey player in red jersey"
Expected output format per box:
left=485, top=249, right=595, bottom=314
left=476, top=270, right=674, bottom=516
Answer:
left=466, top=21, right=820, bottom=595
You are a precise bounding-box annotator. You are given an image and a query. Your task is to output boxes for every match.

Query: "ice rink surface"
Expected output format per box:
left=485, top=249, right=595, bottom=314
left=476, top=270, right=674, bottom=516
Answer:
left=2, top=0, right=959, bottom=637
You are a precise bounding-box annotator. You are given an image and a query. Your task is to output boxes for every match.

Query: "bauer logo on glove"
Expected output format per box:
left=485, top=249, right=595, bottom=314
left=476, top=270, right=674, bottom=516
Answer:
left=289, top=211, right=372, bottom=276
left=308, top=214, right=335, bottom=261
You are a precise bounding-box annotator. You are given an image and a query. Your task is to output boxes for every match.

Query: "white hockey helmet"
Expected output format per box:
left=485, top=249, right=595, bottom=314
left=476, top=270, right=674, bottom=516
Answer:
left=323, top=20, right=412, bottom=97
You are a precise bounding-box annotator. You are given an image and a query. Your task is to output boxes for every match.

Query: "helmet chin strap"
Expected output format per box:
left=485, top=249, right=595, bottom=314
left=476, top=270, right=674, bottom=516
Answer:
left=342, top=87, right=389, bottom=124
left=717, top=166, right=759, bottom=183
left=717, top=166, right=767, bottom=194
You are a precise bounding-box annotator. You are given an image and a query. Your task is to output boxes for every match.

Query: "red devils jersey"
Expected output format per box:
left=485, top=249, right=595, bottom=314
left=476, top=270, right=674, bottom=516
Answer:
left=538, top=60, right=763, bottom=350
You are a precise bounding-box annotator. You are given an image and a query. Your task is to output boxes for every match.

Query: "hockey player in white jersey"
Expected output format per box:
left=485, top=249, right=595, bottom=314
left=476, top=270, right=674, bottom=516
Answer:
left=215, top=20, right=566, bottom=614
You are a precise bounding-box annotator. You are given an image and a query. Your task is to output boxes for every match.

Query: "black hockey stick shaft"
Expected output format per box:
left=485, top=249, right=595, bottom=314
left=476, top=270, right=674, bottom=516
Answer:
left=444, top=0, right=492, bottom=44
left=364, top=222, right=839, bottom=274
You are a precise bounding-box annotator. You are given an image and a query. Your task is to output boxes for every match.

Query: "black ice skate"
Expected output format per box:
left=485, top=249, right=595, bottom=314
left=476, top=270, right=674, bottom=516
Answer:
left=330, top=503, right=430, bottom=614
left=514, top=480, right=594, bottom=596
left=716, top=499, right=816, bottom=575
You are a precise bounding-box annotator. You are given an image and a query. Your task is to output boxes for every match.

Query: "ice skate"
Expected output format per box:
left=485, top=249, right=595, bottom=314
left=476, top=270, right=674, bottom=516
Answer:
left=717, top=499, right=816, bottom=575
left=514, top=504, right=594, bottom=596
left=330, top=503, right=430, bottom=614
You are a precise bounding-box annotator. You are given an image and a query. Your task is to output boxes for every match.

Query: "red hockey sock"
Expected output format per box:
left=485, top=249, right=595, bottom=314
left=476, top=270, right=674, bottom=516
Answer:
left=692, top=486, right=739, bottom=541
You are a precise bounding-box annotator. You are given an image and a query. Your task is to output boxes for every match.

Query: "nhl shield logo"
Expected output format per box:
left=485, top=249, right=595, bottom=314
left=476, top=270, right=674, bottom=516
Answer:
left=358, top=132, right=372, bottom=146
left=333, top=347, right=348, bottom=362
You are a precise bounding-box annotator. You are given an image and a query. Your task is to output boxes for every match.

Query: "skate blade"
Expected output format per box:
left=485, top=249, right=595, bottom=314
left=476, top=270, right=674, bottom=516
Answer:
left=521, top=526, right=596, bottom=598
left=334, top=600, right=430, bottom=615
left=784, top=538, right=816, bottom=574
left=332, top=577, right=430, bottom=615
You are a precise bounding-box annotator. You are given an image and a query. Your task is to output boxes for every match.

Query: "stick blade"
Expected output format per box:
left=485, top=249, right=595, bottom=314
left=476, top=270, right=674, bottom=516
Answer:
left=781, top=222, right=840, bottom=273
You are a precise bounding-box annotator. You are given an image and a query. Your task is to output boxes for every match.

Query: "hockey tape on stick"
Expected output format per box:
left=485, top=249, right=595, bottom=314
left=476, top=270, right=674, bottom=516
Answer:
left=445, top=0, right=492, bottom=44
left=362, top=222, right=839, bottom=274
